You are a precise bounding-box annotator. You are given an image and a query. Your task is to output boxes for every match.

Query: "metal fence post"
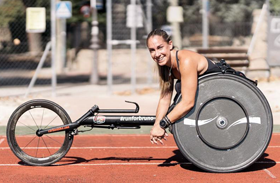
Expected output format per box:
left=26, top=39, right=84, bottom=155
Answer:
left=90, top=0, right=99, bottom=84
left=51, top=0, right=57, bottom=97
left=146, top=0, right=153, bottom=85
left=202, top=0, right=209, bottom=48
left=106, top=0, right=113, bottom=94
left=24, top=42, right=52, bottom=98
left=130, top=0, right=137, bottom=94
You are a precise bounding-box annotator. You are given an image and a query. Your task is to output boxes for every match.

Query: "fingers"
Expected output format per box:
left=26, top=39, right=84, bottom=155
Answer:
left=150, top=135, right=168, bottom=145
left=163, top=133, right=168, bottom=140
left=151, top=137, right=158, bottom=144
left=150, top=135, right=157, bottom=144
left=150, top=129, right=169, bottom=145
left=158, top=138, right=164, bottom=145
left=153, top=137, right=158, bottom=144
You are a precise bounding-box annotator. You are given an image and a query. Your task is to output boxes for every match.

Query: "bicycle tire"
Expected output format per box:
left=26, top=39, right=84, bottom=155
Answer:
left=6, top=99, right=74, bottom=166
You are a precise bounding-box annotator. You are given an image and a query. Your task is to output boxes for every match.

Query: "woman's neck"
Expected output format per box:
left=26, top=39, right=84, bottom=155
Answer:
left=168, top=50, right=178, bottom=69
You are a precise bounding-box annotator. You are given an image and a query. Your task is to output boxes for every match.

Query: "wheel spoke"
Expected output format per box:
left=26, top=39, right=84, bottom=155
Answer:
left=18, top=120, right=37, bottom=132
left=41, top=136, right=52, bottom=156
left=20, top=132, right=37, bottom=136
left=40, top=109, right=45, bottom=129
left=44, top=115, right=58, bottom=129
left=36, top=138, right=41, bottom=157
left=45, top=134, right=63, bottom=146
left=22, top=136, right=37, bottom=150
left=29, top=111, right=39, bottom=129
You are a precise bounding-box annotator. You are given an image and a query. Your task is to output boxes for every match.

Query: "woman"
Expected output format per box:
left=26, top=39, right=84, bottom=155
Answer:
left=147, top=29, right=220, bottom=145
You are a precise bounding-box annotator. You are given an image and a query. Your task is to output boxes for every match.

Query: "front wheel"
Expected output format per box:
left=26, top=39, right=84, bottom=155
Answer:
left=6, top=99, right=74, bottom=166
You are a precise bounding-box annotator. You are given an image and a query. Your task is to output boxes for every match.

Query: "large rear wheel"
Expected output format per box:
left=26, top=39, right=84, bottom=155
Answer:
left=173, top=74, right=273, bottom=172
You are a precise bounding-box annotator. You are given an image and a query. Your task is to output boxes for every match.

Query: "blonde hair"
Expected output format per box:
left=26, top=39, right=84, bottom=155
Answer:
left=147, top=29, right=174, bottom=95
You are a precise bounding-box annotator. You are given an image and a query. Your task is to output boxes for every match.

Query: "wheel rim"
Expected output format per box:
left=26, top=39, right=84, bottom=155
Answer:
left=195, top=96, right=250, bottom=150
left=7, top=100, right=73, bottom=165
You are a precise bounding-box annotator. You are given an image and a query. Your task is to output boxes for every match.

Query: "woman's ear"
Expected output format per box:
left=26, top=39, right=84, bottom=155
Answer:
left=169, top=40, right=173, bottom=50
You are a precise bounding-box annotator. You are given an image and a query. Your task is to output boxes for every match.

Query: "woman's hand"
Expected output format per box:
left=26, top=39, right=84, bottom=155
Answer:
left=150, top=125, right=168, bottom=145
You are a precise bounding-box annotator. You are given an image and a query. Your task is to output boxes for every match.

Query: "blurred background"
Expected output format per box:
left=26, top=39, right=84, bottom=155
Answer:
left=0, top=0, right=280, bottom=97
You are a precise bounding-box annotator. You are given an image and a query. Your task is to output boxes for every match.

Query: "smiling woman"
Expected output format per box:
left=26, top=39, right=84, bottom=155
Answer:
left=146, top=29, right=221, bottom=145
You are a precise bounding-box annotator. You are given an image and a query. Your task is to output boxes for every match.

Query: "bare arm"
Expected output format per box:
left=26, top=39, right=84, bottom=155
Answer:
left=154, top=88, right=173, bottom=126
left=150, top=80, right=173, bottom=144
left=167, top=58, right=198, bottom=122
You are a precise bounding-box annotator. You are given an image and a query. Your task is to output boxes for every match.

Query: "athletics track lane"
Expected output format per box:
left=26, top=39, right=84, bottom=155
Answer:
left=0, top=134, right=280, bottom=183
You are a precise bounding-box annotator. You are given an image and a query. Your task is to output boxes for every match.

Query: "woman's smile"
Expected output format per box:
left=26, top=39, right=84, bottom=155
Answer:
left=155, top=55, right=166, bottom=64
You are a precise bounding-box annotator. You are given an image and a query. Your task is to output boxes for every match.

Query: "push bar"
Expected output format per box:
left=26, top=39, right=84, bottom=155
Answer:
left=97, top=101, right=139, bottom=113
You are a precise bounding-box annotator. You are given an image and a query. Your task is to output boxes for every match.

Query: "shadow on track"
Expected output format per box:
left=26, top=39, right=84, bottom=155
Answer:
left=179, top=153, right=276, bottom=173
left=17, top=151, right=276, bottom=173
left=21, top=149, right=188, bottom=167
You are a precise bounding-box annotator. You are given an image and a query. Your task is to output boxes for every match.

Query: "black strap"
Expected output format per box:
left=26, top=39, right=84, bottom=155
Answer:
left=217, top=59, right=257, bottom=86
left=176, top=50, right=180, bottom=71
left=216, top=59, right=236, bottom=74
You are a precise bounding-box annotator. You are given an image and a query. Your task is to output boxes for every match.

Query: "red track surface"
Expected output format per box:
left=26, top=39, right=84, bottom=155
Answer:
left=0, top=134, right=280, bottom=183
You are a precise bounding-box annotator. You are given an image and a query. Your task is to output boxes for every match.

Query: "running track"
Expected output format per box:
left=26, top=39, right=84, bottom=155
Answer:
left=0, top=134, right=280, bottom=183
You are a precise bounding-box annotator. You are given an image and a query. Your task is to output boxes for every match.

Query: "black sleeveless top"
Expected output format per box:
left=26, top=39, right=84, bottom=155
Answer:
left=174, top=50, right=220, bottom=93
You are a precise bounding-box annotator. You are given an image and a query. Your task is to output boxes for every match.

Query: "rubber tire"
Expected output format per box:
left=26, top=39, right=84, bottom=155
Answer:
left=6, top=99, right=74, bottom=166
left=172, top=73, right=273, bottom=172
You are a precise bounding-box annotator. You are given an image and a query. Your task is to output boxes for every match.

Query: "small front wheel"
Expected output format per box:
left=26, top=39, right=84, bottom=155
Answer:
left=6, top=99, right=74, bottom=166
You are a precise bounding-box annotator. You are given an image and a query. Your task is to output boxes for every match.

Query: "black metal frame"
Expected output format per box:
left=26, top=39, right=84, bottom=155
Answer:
left=36, top=101, right=156, bottom=137
left=36, top=73, right=220, bottom=137
left=37, top=70, right=257, bottom=137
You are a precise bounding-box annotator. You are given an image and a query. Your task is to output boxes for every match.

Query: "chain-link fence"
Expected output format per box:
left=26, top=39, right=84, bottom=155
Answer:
left=110, top=1, right=253, bottom=49
left=0, top=0, right=257, bottom=94
left=0, top=0, right=51, bottom=87
left=181, top=22, right=252, bottom=47
left=110, top=0, right=148, bottom=49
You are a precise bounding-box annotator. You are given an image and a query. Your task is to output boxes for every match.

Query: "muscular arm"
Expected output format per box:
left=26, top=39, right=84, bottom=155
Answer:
left=150, top=80, right=173, bottom=144
left=167, top=58, right=198, bottom=122
left=154, top=87, right=173, bottom=126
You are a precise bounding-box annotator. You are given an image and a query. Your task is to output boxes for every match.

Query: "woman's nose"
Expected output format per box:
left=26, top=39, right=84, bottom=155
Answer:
left=155, top=50, right=160, bottom=57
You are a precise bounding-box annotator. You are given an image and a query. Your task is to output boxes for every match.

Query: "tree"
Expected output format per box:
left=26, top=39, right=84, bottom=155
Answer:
left=270, top=0, right=280, bottom=14
left=181, top=0, right=264, bottom=24
left=0, top=0, right=25, bottom=27
left=0, top=0, right=50, bottom=54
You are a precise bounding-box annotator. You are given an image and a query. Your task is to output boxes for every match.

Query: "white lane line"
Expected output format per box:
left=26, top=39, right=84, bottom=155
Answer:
left=0, top=161, right=280, bottom=167
left=263, top=168, right=276, bottom=179
left=0, top=138, right=4, bottom=145
left=2, top=145, right=280, bottom=150
left=0, top=164, right=20, bottom=166
left=0, top=146, right=178, bottom=150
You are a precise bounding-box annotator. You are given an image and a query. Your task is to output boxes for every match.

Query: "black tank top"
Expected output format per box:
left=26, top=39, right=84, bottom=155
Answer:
left=174, top=50, right=221, bottom=93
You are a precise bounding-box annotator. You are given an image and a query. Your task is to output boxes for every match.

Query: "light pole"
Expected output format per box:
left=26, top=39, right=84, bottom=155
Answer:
left=90, top=0, right=99, bottom=84
left=202, top=0, right=209, bottom=48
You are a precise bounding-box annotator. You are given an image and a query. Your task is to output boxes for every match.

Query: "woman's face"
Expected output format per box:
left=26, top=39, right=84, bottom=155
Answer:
left=147, top=35, right=173, bottom=66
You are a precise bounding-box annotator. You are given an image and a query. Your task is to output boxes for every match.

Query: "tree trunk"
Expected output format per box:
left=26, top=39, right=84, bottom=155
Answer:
left=27, top=33, right=42, bottom=55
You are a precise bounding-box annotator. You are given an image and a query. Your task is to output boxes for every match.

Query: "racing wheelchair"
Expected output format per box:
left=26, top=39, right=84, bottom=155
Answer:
left=6, top=60, right=273, bottom=172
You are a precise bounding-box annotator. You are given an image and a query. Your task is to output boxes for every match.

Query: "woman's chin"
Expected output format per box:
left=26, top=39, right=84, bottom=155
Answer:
left=157, top=60, right=166, bottom=66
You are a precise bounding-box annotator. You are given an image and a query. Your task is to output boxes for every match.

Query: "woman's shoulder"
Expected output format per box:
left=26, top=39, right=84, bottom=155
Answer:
left=178, top=49, right=199, bottom=57
left=177, top=49, right=200, bottom=63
